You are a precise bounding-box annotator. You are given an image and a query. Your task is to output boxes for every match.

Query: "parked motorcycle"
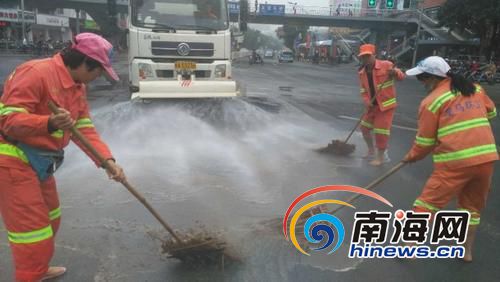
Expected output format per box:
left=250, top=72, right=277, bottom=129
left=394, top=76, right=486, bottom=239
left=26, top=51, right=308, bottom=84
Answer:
left=468, top=70, right=495, bottom=85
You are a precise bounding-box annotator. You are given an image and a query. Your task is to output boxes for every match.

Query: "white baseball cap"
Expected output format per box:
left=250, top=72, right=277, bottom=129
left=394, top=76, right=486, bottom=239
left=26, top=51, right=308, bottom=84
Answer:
left=406, top=56, right=451, bottom=78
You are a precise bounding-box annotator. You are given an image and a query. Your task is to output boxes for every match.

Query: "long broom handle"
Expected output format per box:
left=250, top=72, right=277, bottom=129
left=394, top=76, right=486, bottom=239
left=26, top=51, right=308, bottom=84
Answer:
left=48, top=101, right=183, bottom=243
left=343, top=75, right=395, bottom=144
left=342, top=93, right=377, bottom=143
left=330, top=161, right=406, bottom=215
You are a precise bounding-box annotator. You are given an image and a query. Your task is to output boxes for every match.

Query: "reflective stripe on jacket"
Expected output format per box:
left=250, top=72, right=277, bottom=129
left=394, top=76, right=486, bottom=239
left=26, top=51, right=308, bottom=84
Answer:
left=408, top=79, right=498, bottom=169
left=358, top=59, right=405, bottom=112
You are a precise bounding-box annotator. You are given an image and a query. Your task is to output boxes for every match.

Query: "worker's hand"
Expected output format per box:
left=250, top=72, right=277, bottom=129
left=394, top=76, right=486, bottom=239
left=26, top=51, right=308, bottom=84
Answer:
left=104, top=159, right=126, bottom=183
left=388, top=68, right=396, bottom=78
left=48, top=108, right=75, bottom=130
left=402, top=152, right=417, bottom=164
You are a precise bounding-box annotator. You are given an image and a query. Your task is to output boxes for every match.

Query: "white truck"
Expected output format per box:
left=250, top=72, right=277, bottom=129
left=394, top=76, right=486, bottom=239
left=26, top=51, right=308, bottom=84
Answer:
left=128, top=0, right=243, bottom=99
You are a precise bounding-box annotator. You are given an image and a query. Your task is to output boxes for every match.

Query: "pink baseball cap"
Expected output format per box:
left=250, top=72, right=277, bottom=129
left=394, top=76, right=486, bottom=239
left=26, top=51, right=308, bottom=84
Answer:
left=72, top=33, right=119, bottom=81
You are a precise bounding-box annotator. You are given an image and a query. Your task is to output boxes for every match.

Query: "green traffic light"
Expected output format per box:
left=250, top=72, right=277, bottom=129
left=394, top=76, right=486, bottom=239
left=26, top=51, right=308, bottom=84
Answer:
left=368, top=0, right=376, bottom=8
left=386, top=0, right=394, bottom=8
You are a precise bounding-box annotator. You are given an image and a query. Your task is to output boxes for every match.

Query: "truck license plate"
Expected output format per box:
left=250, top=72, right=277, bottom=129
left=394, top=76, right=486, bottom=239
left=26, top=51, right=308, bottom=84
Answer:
left=175, top=61, right=196, bottom=70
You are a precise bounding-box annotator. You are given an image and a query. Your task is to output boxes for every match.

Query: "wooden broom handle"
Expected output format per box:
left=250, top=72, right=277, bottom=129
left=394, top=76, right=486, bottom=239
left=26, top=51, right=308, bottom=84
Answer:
left=47, top=101, right=183, bottom=243
left=343, top=77, right=393, bottom=144
left=330, top=162, right=406, bottom=214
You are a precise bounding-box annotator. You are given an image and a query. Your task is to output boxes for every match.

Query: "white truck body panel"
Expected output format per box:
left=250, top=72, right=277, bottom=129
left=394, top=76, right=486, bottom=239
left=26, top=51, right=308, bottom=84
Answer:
left=128, top=0, right=239, bottom=99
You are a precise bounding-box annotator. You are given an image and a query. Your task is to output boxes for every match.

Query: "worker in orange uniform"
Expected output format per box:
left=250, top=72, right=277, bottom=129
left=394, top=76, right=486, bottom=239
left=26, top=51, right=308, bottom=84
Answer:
left=403, top=56, right=498, bottom=262
left=0, top=33, right=127, bottom=281
left=358, top=44, right=405, bottom=166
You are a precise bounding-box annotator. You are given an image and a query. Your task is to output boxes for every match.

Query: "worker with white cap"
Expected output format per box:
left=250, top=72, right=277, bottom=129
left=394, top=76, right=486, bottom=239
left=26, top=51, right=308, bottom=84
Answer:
left=404, top=56, right=498, bottom=262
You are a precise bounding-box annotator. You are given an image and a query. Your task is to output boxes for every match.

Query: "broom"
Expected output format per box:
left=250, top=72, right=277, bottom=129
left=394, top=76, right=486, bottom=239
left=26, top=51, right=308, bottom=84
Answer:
left=318, top=77, right=394, bottom=156
left=328, top=161, right=406, bottom=214
left=48, top=101, right=230, bottom=264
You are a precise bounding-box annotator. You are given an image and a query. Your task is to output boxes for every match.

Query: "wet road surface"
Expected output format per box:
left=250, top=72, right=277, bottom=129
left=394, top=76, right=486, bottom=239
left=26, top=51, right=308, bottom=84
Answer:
left=0, top=55, right=499, bottom=282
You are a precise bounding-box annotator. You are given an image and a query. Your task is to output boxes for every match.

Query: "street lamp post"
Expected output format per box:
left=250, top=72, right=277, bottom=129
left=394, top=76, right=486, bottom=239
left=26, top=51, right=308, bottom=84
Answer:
left=76, top=9, right=81, bottom=34
left=288, top=2, right=298, bottom=15
left=20, top=0, right=26, bottom=41
left=411, top=0, right=423, bottom=67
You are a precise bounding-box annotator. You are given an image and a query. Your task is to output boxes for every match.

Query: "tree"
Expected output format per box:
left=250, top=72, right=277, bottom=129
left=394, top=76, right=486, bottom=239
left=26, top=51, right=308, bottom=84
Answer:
left=281, top=23, right=309, bottom=51
left=438, top=0, right=500, bottom=58
left=242, top=28, right=283, bottom=50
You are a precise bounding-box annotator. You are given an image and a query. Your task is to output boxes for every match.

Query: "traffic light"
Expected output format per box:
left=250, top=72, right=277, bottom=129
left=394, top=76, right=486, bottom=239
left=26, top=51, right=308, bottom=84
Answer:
left=386, top=0, right=394, bottom=9
left=368, top=0, right=376, bottom=8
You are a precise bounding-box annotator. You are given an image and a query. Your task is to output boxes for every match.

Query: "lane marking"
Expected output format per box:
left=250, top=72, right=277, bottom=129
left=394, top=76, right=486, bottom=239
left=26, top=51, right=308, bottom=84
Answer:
left=338, top=115, right=418, bottom=132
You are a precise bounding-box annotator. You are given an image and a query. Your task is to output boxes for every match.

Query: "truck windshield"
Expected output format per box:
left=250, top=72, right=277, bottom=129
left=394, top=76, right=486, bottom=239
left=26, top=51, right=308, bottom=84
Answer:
left=131, top=0, right=228, bottom=31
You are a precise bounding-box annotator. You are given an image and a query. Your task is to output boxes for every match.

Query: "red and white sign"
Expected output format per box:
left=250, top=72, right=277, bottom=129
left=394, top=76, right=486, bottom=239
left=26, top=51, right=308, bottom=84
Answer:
left=0, top=9, right=18, bottom=22
left=0, top=9, right=36, bottom=23
left=180, top=80, right=192, bottom=87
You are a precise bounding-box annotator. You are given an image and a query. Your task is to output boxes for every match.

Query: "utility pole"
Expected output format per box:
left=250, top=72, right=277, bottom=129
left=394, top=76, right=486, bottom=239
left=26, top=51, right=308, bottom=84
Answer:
left=411, top=0, right=423, bottom=67
left=76, top=9, right=81, bottom=34
left=20, top=0, right=26, bottom=41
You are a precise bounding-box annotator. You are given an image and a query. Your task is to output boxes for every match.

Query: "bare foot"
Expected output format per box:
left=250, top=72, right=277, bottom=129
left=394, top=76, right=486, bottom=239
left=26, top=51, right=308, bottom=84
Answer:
left=370, top=159, right=383, bottom=166
left=42, top=266, right=66, bottom=281
left=462, top=253, right=473, bottom=262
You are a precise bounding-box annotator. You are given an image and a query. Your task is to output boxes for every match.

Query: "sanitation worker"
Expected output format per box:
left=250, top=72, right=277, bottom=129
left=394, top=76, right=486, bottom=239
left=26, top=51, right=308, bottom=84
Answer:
left=0, top=32, right=127, bottom=281
left=403, top=56, right=498, bottom=262
left=357, top=43, right=405, bottom=166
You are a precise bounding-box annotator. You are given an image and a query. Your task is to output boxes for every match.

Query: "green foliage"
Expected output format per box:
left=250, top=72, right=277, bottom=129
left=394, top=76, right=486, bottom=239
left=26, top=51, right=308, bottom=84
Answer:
left=282, top=24, right=309, bottom=51
left=242, top=28, right=283, bottom=50
left=438, top=0, right=500, bottom=56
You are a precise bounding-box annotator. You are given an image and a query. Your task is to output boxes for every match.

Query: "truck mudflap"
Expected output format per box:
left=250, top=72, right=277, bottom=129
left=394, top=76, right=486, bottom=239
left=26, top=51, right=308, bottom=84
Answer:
left=131, top=80, right=240, bottom=99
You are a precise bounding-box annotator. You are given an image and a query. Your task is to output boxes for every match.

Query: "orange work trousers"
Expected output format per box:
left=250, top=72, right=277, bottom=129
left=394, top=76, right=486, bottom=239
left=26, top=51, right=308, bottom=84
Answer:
left=413, top=162, right=494, bottom=225
left=0, top=163, right=60, bottom=282
left=360, top=106, right=395, bottom=150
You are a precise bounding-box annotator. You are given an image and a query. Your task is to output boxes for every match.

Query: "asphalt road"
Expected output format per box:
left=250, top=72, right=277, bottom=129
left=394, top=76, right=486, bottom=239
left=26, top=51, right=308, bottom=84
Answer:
left=0, top=54, right=499, bottom=282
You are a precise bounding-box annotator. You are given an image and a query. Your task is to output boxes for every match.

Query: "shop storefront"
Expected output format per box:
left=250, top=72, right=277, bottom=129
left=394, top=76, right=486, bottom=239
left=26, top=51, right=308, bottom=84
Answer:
left=33, top=14, right=71, bottom=43
left=0, top=8, right=36, bottom=43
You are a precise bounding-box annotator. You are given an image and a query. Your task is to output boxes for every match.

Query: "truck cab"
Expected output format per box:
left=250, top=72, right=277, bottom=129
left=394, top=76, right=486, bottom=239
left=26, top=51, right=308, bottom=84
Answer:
left=128, top=0, right=240, bottom=99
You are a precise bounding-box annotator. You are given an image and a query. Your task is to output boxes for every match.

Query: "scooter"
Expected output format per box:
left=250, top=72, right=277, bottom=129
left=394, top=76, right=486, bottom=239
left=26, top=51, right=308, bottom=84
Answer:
left=468, top=70, right=495, bottom=85
left=249, top=54, right=264, bottom=65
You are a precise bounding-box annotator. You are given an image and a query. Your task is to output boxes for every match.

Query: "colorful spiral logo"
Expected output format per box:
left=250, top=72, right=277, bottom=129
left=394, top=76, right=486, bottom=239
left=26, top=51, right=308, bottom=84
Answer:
left=283, top=185, right=393, bottom=256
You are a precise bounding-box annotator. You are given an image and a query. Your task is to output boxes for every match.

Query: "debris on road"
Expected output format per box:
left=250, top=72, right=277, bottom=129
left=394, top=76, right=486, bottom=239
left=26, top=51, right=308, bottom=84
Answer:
left=162, top=230, right=225, bottom=263
left=316, top=140, right=356, bottom=156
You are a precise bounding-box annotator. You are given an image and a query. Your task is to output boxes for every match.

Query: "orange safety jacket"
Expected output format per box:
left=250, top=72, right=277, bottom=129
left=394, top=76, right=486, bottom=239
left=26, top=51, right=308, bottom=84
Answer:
left=358, top=59, right=405, bottom=111
left=0, top=54, right=113, bottom=169
left=407, top=78, right=498, bottom=169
